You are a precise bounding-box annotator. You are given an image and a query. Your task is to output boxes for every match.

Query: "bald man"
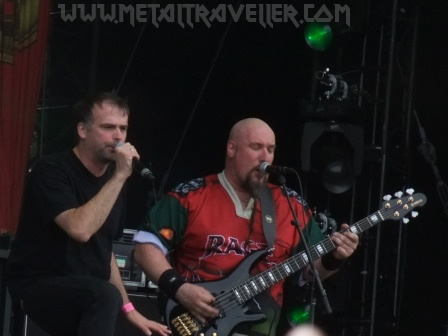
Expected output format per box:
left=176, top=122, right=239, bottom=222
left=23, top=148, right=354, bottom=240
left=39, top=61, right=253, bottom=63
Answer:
left=134, top=118, right=358, bottom=336
left=285, top=324, right=327, bottom=336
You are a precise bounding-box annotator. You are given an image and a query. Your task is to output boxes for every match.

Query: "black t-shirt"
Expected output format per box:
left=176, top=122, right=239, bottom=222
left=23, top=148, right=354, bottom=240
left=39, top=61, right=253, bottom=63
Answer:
left=7, top=150, right=125, bottom=299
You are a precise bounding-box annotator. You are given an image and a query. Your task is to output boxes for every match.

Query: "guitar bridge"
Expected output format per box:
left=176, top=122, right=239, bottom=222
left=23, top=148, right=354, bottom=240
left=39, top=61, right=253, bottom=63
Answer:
left=172, top=312, right=200, bottom=335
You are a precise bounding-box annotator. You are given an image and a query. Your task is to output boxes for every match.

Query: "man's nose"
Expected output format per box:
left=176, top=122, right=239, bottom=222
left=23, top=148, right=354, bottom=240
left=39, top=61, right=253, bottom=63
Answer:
left=113, top=127, right=126, bottom=139
left=259, top=148, right=273, bottom=162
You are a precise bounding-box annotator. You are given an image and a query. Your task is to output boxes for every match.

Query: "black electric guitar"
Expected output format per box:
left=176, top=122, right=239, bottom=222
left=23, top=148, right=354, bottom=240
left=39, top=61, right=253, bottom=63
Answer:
left=166, top=190, right=426, bottom=336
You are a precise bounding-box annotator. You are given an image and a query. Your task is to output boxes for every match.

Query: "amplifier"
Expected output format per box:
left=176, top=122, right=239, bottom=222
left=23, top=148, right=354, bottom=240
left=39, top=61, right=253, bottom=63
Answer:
left=113, top=229, right=157, bottom=289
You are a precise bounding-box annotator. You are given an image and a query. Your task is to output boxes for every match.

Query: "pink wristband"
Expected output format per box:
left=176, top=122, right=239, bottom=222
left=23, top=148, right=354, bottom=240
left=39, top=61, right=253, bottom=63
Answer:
left=122, top=302, right=135, bottom=314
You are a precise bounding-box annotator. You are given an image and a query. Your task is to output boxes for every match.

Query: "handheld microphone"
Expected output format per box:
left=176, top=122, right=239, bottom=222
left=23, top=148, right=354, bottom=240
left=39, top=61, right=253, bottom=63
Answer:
left=115, top=142, right=155, bottom=181
left=259, top=162, right=296, bottom=175
left=132, top=158, right=155, bottom=181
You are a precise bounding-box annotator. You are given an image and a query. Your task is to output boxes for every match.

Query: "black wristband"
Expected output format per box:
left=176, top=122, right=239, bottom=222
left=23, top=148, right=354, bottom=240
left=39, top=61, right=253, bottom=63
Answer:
left=158, top=269, right=186, bottom=299
left=321, top=253, right=345, bottom=271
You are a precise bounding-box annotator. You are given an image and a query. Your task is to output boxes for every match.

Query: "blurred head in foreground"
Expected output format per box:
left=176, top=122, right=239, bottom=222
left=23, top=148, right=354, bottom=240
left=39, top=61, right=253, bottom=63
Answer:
left=285, top=324, right=327, bottom=336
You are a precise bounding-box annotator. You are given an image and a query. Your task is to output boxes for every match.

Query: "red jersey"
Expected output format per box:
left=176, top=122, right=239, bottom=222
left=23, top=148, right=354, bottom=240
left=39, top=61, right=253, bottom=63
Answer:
left=145, top=173, right=321, bottom=306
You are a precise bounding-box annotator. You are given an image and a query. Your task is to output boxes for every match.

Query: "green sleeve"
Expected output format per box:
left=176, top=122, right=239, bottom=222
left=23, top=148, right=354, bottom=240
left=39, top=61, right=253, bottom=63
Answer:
left=293, top=216, right=325, bottom=254
left=139, top=194, right=188, bottom=251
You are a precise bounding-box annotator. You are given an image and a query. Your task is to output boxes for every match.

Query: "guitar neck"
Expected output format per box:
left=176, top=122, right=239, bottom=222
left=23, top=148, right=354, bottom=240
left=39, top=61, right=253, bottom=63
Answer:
left=231, top=209, right=385, bottom=304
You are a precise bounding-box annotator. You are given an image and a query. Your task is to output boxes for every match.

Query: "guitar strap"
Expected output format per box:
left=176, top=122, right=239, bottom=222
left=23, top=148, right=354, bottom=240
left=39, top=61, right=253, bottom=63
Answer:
left=259, top=185, right=276, bottom=249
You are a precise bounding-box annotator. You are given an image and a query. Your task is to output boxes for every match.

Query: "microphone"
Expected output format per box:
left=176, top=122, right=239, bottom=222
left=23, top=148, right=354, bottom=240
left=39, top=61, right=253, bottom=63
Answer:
left=259, top=162, right=295, bottom=175
left=115, top=142, right=155, bottom=181
left=132, top=158, right=155, bottom=181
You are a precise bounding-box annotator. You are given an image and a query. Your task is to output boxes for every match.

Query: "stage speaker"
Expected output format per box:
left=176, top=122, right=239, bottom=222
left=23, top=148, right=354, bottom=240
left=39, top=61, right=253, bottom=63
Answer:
left=114, top=292, right=163, bottom=336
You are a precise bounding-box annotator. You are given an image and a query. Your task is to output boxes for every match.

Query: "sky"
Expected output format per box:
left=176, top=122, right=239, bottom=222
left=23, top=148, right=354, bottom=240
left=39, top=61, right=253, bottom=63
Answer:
left=39, top=1, right=448, bottom=334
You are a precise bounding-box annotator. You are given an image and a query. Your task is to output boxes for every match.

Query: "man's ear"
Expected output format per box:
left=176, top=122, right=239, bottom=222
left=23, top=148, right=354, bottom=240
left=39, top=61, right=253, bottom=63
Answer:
left=227, top=140, right=236, bottom=158
left=77, top=122, right=87, bottom=140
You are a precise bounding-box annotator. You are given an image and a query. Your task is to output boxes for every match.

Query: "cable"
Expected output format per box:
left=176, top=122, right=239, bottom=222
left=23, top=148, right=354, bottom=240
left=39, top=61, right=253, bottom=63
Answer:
left=414, top=108, right=448, bottom=217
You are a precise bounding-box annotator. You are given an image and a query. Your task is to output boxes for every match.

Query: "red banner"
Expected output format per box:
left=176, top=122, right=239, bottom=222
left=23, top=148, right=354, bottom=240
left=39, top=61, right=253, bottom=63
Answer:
left=0, top=0, right=51, bottom=233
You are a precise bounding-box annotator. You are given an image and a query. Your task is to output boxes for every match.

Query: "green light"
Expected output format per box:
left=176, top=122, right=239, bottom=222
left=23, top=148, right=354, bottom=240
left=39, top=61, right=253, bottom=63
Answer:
left=305, top=23, right=333, bottom=51
left=287, top=304, right=311, bottom=325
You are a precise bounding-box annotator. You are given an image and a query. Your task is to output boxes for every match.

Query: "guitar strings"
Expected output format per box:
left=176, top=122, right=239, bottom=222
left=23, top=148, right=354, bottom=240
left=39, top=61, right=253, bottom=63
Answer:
left=179, top=203, right=409, bottom=328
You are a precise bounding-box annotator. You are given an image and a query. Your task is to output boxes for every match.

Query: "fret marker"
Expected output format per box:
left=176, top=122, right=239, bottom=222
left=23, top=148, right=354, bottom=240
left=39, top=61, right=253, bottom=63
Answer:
left=284, top=264, right=292, bottom=273
left=316, top=244, right=324, bottom=255
left=350, top=226, right=359, bottom=234
left=260, top=278, right=266, bottom=288
left=244, top=285, right=251, bottom=296
left=369, top=214, right=378, bottom=222
left=234, top=290, right=242, bottom=303
left=251, top=281, right=259, bottom=292
left=302, top=253, right=309, bottom=263
left=268, top=272, right=275, bottom=282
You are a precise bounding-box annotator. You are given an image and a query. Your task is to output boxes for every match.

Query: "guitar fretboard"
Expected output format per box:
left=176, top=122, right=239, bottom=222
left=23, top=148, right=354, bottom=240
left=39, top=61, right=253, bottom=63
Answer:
left=231, top=209, right=385, bottom=304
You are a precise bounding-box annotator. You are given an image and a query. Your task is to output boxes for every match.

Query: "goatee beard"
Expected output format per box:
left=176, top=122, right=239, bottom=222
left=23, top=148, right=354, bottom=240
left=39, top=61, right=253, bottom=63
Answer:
left=242, top=173, right=266, bottom=199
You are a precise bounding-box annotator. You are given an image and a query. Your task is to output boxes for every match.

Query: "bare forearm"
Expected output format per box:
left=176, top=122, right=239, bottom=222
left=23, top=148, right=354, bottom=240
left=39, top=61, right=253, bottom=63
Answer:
left=134, top=243, right=220, bottom=323
left=134, top=243, right=172, bottom=283
left=55, top=174, right=127, bottom=242
left=109, top=253, right=131, bottom=304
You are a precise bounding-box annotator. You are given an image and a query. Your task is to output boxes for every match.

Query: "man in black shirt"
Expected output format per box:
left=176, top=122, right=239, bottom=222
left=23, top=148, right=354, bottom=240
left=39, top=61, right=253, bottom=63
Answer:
left=7, top=92, right=170, bottom=336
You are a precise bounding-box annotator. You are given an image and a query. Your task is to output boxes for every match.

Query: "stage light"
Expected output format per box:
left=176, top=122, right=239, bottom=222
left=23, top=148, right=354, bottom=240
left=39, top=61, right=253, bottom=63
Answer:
left=301, top=122, right=364, bottom=194
left=304, top=22, right=333, bottom=51
left=287, top=303, right=311, bottom=325
left=299, top=67, right=364, bottom=193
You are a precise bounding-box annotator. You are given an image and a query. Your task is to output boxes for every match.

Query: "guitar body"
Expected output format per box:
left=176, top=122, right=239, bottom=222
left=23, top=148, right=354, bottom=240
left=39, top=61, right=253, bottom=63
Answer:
left=166, top=249, right=268, bottom=336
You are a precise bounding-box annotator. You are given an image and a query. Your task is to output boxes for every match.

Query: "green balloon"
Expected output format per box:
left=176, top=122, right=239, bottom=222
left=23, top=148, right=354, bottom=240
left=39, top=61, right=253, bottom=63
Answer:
left=305, top=22, right=333, bottom=51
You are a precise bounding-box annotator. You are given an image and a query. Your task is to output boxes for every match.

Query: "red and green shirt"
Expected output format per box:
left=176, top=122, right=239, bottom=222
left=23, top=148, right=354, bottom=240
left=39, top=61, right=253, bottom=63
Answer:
left=142, top=172, right=323, bottom=307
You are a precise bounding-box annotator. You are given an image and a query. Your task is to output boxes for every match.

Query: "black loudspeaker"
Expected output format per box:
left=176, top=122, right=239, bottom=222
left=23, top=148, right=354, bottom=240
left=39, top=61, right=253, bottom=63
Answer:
left=114, top=292, right=163, bottom=336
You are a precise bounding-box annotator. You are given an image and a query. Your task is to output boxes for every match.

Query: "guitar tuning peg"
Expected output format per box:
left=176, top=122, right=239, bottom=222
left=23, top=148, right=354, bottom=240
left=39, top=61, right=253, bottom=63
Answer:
left=383, top=195, right=392, bottom=201
left=411, top=211, right=419, bottom=218
left=402, top=217, right=410, bottom=224
left=394, top=191, right=403, bottom=198
left=406, top=188, right=415, bottom=195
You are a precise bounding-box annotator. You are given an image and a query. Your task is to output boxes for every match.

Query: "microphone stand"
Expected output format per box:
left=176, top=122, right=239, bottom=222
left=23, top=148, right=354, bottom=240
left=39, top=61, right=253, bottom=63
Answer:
left=414, top=109, right=448, bottom=218
left=277, top=174, right=332, bottom=324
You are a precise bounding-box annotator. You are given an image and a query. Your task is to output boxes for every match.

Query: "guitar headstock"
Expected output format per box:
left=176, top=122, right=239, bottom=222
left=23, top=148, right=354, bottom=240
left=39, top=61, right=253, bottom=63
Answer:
left=381, top=188, right=426, bottom=223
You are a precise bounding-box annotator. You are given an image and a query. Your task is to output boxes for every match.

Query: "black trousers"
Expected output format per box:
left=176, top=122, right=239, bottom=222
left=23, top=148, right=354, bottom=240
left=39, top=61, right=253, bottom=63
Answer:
left=19, top=276, right=122, bottom=336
